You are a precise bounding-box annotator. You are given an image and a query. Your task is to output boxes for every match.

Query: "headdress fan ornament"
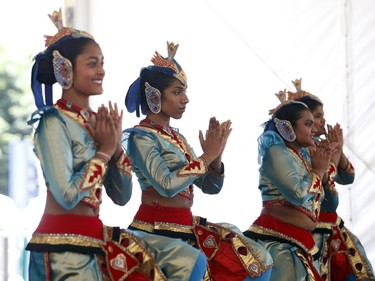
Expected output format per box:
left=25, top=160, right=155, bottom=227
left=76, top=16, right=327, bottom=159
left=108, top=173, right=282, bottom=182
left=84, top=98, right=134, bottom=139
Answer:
left=268, top=78, right=315, bottom=115
left=150, top=42, right=187, bottom=85
left=44, top=8, right=94, bottom=47
left=286, top=78, right=322, bottom=103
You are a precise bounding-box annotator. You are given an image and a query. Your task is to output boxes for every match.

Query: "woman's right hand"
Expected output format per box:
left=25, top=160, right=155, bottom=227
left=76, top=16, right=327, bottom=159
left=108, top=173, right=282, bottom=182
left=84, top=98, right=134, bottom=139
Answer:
left=86, top=104, right=118, bottom=157
left=199, top=117, right=232, bottom=165
left=325, top=124, right=342, bottom=167
left=311, top=140, right=332, bottom=178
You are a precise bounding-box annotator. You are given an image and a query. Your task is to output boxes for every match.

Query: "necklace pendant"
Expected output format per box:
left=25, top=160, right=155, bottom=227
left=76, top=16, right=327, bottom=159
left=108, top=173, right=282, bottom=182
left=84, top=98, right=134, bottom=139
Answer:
left=80, top=108, right=90, bottom=122
left=164, top=127, right=173, bottom=136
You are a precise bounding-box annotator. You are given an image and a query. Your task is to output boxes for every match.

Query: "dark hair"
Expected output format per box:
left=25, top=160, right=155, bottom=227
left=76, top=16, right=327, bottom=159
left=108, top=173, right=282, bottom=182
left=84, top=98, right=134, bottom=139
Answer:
left=138, top=68, right=178, bottom=113
left=296, top=96, right=323, bottom=112
left=264, top=102, right=310, bottom=133
left=36, top=37, right=97, bottom=85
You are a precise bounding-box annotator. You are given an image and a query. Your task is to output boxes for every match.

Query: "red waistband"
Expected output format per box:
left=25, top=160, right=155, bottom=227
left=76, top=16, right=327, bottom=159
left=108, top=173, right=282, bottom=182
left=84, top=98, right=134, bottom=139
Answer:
left=318, top=211, right=338, bottom=223
left=253, top=214, right=316, bottom=251
left=134, top=203, right=193, bottom=226
left=34, top=213, right=104, bottom=240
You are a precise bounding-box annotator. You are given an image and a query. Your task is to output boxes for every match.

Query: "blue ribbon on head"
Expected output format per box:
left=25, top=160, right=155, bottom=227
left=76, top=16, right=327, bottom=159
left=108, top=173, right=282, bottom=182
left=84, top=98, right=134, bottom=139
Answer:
left=31, top=52, right=54, bottom=109
left=125, top=76, right=142, bottom=117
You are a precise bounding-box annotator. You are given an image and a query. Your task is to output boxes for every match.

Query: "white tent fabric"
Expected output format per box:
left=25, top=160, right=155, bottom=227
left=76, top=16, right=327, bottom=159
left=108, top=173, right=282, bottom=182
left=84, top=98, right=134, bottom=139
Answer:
left=1, top=0, right=374, bottom=270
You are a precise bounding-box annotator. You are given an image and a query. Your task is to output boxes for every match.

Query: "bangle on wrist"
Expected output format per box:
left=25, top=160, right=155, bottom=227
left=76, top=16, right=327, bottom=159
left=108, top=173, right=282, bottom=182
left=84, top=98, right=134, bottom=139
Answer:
left=96, top=151, right=111, bottom=163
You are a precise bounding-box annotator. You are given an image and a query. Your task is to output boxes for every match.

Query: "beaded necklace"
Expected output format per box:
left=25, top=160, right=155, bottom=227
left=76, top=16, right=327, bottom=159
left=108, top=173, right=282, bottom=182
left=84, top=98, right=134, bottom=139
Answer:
left=56, top=98, right=92, bottom=122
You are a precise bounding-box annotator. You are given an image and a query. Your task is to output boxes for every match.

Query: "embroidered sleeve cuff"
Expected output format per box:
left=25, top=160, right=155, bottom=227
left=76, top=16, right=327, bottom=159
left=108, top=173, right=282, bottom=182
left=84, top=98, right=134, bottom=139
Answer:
left=79, top=157, right=107, bottom=191
left=115, top=150, right=132, bottom=177
left=327, top=162, right=337, bottom=178
left=177, top=157, right=208, bottom=177
left=308, top=172, right=323, bottom=195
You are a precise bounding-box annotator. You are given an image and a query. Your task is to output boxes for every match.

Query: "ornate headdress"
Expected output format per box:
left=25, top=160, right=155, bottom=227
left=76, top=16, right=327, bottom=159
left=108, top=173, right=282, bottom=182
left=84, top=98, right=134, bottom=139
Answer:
left=266, top=86, right=308, bottom=142
left=268, top=78, right=319, bottom=116
left=286, top=78, right=322, bottom=104
left=31, top=8, right=94, bottom=109
left=125, top=42, right=187, bottom=117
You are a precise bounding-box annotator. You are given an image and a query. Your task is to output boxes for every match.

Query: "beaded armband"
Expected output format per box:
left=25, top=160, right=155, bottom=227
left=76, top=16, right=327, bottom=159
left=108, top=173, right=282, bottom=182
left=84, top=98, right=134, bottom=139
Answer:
left=177, top=157, right=207, bottom=177
left=115, top=151, right=132, bottom=178
left=79, top=157, right=108, bottom=208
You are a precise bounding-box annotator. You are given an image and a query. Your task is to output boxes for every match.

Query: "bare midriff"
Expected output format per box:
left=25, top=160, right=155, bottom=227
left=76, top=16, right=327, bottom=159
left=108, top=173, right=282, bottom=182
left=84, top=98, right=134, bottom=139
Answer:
left=142, top=191, right=193, bottom=209
left=261, top=204, right=317, bottom=231
left=44, top=192, right=99, bottom=216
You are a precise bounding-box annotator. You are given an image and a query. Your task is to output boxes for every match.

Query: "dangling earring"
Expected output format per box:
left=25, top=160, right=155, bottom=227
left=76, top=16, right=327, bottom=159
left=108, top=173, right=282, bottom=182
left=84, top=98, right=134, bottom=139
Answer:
left=274, top=118, right=296, bottom=142
left=52, top=50, right=73, bottom=89
left=145, top=82, right=161, bottom=114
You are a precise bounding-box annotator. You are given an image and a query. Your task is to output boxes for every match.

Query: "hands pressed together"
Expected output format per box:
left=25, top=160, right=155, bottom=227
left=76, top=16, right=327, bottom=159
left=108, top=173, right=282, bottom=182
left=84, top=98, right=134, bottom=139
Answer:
left=311, top=123, right=344, bottom=179
left=199, top=117, right=232, bottom=172
left=86, top=101, right=123, bottom=163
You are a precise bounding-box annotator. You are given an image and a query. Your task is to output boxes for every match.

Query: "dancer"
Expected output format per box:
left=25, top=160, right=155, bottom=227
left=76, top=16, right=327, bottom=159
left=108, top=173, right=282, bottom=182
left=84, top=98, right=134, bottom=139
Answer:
left=25, top=9, right=206, bottom=281
left=243, top=91, right=332, bottom=281
left=123, top=41, right=273, bottom=281
left=290, top=78, right=375, bottom=281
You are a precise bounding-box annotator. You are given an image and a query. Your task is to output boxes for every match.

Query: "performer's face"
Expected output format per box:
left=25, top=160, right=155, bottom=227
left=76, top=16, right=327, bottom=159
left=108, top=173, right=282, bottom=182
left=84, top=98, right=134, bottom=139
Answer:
left=72, top=42, right=105, bottom=97
left=161, top=79, right=189, bottom=120
left=294, top=110, right=317, bottom=148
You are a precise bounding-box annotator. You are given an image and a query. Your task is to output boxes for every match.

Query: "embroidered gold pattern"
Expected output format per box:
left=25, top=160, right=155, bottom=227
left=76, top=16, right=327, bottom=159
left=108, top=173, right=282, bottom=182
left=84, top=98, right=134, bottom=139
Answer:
left=178, top=158, right=207, bottom=177
left=79, top=157, right=107, bottom=208
left=103, top=229, right=167, bottom=281
left=151, top=42, right=187, bottom=85
left=116, top=151, right=132, bottom=177
left=44, top=8, right=94, bottom=47
left=130, top=219, right=193, bottom=234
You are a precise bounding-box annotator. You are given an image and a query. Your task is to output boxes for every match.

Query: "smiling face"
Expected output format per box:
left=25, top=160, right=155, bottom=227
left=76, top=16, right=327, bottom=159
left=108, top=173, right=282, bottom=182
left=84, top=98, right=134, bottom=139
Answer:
left=160, top=79, right=189, bottom=120
left=71, top=41, right=105, bottom=97
left=294, top=109, right=317, bottom=148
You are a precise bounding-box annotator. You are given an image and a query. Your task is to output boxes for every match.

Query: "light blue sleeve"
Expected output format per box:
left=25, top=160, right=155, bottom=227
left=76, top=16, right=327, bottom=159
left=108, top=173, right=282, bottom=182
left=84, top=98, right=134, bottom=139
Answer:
left=34, top=109, right=132, bottom=209
left=260, top=131, right=317, bottom=205
left=126, top=129, right=209, bottom=197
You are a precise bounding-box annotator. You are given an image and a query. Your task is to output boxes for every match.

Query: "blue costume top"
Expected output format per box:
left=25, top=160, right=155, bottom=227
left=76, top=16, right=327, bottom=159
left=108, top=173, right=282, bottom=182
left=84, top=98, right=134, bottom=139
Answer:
left=32, top=105, right=132, bottom=209
left=244, top=130, right=324, bottom=281
left=258, top=131, right=323, bottom=221
left=126, top=126, right=223, bottom=198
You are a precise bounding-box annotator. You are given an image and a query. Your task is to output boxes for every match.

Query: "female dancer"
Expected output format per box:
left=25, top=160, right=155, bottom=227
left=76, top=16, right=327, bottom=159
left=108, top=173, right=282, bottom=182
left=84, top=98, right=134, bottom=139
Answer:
left=243, top=91, right=331, bottom=281
left=123, top=41, right=273, bottom=281
left=290, top=78, right=375, bottom=281
left=26, top=9, right=206, bottom=281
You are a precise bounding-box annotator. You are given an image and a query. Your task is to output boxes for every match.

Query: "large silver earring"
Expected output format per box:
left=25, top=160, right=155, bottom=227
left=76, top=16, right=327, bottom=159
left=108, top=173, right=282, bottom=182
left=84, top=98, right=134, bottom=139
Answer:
left=145, top=82, right=161, bottom=114
left=52, top=50, right=73, bottom=89
left=274, top=118, right=296, bottom=142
